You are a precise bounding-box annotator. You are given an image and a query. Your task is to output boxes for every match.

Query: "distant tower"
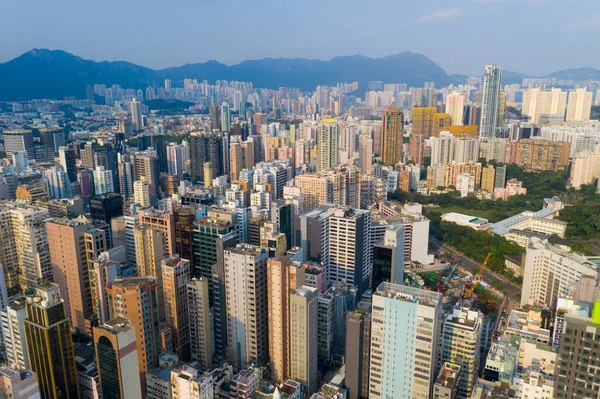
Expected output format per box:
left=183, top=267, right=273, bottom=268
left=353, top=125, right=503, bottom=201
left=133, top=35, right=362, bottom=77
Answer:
left=381, top=108, right=404, bottom=164
left=221, top=102, right=231, bottom=132
left=130, top=98, right=144, bottom=132
left=317, top=119, right=340, bottom=171
left=480, top=65, right=502, bottom=138
left=164, top=79, right=172, bottom=91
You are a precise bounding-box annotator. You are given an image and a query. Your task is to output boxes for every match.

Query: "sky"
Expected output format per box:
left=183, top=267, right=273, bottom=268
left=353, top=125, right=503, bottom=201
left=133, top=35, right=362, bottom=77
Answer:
left=1, top=0, right=599, bottom=76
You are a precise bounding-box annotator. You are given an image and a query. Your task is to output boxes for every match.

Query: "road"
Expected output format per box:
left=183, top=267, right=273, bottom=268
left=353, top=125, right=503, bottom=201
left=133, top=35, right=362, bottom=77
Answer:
left=429, top=235, right=522, bottom=303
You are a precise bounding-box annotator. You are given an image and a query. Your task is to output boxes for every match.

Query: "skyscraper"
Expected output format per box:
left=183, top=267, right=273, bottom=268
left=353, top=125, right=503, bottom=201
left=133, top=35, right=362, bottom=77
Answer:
left=93, top=166, right=114, bottom=195
left=161, top=256, right=191, bottom=361
left=446, top=92, right=466, bottom=126
left=130, top=98, right=144, bottom=131
left=369, top=282, right=443, bottom=399
left=224, top=244, right=269, bottom=369
left=317, top=119, right=339, bottom=171
left=382, top=107, right=404, bottom=164
left=289, top=286, right=318, bottom=397
left=566, top=88, right=593, bottom=121
left=441, top=308, right=483, bottom=399
left=25, top=283, right=79, bottom=399
left=345, top=309, right=371, bottom=399
left=187, top=277, right=212, bottom=369
left=411, top=107, right=436, bottom=139
left=189, top=132, right=224, bottom=183
left=480, top=65, right=503, bottom=138
left=221, top=102, right=231, bottom=132
left=358, top=135, right=373, bottom=174
left=522, top=88, right=567, bottom=124
left=93, top=317, right=143, bottom=399
left=46, top=218, right=93, bottom=334
left=554, top=297, right=600, bottom=399
left=134, top=225, right=166, bottom=319
left=106, top=277, right=161, bottom=391
left=267, top=257, right=306, bottom=382
left=3, top=129, right=34, bottom=160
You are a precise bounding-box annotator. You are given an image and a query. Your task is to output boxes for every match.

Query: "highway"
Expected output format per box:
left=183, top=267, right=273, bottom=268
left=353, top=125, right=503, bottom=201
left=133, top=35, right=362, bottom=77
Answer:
left=429, top=235, right=522, bottom=303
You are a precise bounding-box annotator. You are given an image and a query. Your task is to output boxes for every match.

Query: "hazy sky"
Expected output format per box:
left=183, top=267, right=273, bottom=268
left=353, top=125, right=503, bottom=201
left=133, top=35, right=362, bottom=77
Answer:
left=1, top=0, right=599, bottom=76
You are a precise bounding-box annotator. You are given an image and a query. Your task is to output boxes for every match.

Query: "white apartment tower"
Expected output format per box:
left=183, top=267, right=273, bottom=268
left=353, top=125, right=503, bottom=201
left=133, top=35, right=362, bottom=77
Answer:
left=480, top=65, right=503, bottom=138
left=566, top=88, right=593, bottom=122
left=224, top=244, right=269, bottom=369
left=317, top=119, right=340, bottom=171
left=130, top=98, right=144, bottom=131
left=445, top=92, right=466, bottom=126
left=369, top=282, right=443, bottom=399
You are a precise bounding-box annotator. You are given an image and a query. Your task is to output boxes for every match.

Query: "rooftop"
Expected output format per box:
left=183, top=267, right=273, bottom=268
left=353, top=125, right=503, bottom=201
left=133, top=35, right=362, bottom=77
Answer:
left=435, top=362, right=461, bottom=389
left=374, top=282, right=442, bottom=307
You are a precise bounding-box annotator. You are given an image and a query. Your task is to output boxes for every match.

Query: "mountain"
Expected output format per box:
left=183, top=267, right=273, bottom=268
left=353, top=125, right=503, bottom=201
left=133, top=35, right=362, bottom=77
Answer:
left=0, top=49, right=599, bottom=101
left=547, top=67, right=600, bottom=81
left=0, top=49, right=157, bottom=100
left=0, top=49, right=453, bottom=100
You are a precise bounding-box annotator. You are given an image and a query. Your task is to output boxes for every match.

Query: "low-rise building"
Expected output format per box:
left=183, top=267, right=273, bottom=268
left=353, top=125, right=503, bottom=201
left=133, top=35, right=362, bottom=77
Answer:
left=441, top=212, right=490, bottom=230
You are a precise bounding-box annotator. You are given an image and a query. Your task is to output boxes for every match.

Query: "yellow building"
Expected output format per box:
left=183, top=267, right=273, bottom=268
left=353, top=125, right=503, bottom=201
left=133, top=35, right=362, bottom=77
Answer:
left=432, top=113, right=452, bottom=138
left=446, top=125, right=479, bottom=137
left=382, top=107, right=404, bottom=164
left=481, top=165, right=496, bottom=192
left=515, top=139, right=570, bottom=171
left=411, top=107, right=436, bottom=139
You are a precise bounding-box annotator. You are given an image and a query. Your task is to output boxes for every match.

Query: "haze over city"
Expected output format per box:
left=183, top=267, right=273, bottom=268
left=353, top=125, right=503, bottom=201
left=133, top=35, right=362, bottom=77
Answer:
left=2, top=0, right=600, bottom=75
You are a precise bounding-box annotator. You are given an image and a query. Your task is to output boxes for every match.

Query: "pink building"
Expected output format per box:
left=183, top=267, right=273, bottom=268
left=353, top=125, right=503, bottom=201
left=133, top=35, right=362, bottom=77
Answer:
left=494, top=178, right=527, bottom=200
left=304, top=262, right=327, bottom=293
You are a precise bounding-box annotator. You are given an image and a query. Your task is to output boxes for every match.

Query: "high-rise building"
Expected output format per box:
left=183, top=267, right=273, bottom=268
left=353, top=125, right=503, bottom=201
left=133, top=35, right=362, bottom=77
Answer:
left=134, top=225, right=166, bottom=319
left=46, top=218, right=93, bottom=334
left=446, top=92, right=466, bottom=126
left=221, top=102, right=231, bottom=132
left=43, top=165, right=72, bottom=199
left=522, top=88, right=567, bottom=124
left=170, top=364, right=214, bottom=399
left=480, top=65, right=503, bottom=138
left=0, top=203, right=51, bottom=289
left=515, top=139, right=570, bottom=171
left=133, top=179, right=151, bottom=207
left=106, top=277, right=161, bottom=390
left=224, top=244, right=269, bottom=369
left=187, top=277, right=212, bottom=369
left=358, top=135, right=373, bottom=174
left=372, top=225, right=405, bottom=292
left=130, top=98, right=144, bottom=131
left=409, top=133, right=424, bottom=165
left=267, top=257, right=306, bottom=382
left=481, top=165, right=496, bottom=192
left=189, top=132, right=224, bottom=184
left=37, top=127, right=65, bottom=161
left=161, top=256, right=191, bottom=361
left=93, top=166, right=114, bottom=195
left=441, top=308, right=483, bottom=399
left=59, top=145, right=77, bottom=182
left=25, top=283, right=79, bottom=399
left=317, top=119, right=339, bottom=171
left=131, top=151, right=160, bottom=198
left=345, top=308, right=371, bottom=399
left=166, top=143, right=184, bottom=179
left=289, top=286, right=318, bottom=397
left=164, top=79, right=172, bottom=91
left=566, top=88, right=593, bottom=122
left=93, top=317, right=143, bottom=399
left=117, top=153, right=134, bottom=199
left=456, top=173, right=475, bottom=197
left=554, top=297, right=600, bottom=399
left=569, top=151, right=597, bottom=189
left=328, top=206, right=372, bottom=295
left=521, top=238, right=598, bottom=308
left=411, top=107, right=438, bottom=139
left=369, top=282, right=443, bottom=399
left=382, top=108, right=404, bottom=164
left=3, top=129, right=34, bottom=160
left=3, top=298, right=30, bottom=370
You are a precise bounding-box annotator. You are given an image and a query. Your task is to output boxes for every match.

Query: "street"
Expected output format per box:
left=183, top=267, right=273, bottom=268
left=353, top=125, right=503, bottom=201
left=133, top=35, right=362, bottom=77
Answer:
left=429, top=235, right=522, bottom=303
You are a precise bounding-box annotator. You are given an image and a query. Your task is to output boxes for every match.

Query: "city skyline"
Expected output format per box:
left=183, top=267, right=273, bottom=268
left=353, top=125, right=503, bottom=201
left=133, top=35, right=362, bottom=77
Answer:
left=1, top=0, right=600, bottom=76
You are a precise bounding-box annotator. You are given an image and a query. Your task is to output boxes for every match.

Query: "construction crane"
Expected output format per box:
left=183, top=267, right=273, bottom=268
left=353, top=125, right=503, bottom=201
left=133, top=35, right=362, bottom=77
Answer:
left=463, top=252, right=492, bottom=299
left=474, top=252, right=492, bottom=281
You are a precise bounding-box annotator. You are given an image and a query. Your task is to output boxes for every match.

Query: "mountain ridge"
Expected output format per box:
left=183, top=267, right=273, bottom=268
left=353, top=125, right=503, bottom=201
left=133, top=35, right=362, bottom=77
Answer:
left=0, top=48, right=598, bottom=100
